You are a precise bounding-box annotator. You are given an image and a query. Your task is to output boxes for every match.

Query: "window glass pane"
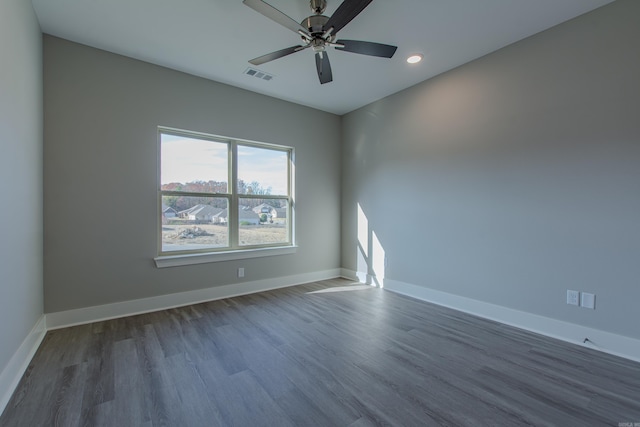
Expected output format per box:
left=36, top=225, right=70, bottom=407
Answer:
left=161, top=133, right=228, bottom=193
left=161, top=196, right=228, bottom=252
left=238, top=198, right=289, bottom=246
left=159, top=128, right=293, bottom=256
left=237, top=145, right=288, bottom=196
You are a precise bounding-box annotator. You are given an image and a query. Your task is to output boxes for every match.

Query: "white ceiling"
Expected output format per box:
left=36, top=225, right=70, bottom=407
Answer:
left=32, top=0, right=614, bottom=115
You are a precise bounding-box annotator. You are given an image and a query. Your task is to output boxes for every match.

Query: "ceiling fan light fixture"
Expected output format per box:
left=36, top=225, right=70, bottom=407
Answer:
left=407, top=54, right=423, bottom=64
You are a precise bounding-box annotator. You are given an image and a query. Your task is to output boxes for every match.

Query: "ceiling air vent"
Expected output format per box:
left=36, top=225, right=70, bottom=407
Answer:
left=244, top=67, right=274, bottom=81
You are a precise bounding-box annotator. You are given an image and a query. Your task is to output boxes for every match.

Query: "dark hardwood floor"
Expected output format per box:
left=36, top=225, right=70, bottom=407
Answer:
left=1, top=278, right=639, bottom=426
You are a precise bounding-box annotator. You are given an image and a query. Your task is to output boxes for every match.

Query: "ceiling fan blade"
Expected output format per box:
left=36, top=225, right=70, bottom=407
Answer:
left=323, top=0, right=373, bottom=35
left=249, top=45, right=306, bottom=65
left=315, top=53, right=333, bottom=84
left=243, top=0, right=308, bottom=35
left=335, top=39, right=397, bottom=58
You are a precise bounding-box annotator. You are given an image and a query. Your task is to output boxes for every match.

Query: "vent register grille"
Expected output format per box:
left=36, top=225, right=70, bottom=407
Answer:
left=244, top=67, right=274, bottom=81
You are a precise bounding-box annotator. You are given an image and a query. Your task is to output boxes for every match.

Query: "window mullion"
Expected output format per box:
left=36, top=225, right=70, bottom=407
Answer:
left=288, top=150, right=294, bottom=246
left=229, top=141, right=239, bottom=249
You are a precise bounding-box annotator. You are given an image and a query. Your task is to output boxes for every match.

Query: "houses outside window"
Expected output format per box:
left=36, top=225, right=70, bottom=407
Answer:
left=159, top=128, right=293, bottom=256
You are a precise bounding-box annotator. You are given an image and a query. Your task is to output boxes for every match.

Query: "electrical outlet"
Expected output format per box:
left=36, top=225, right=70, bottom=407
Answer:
left=238, top=267, right=245, bottom=278
left=567, top=290, right=579, bottom=306
left=581, top=292, right=596, bottom=309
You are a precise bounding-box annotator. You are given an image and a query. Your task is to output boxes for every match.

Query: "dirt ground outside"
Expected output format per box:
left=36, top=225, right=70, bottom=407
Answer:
left=161, top=220, right=288, bottom=251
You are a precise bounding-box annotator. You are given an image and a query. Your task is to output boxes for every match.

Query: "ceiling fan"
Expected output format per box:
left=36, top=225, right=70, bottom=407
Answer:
left=243, top=0, right=397, bottom=84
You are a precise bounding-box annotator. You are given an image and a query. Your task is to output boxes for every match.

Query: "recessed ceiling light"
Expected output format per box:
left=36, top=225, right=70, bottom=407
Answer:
left=407, top=54, right=423, bottom=64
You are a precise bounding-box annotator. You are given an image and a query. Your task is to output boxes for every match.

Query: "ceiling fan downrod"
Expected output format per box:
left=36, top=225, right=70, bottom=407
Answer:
left=310, top=0, right=327, bottom=14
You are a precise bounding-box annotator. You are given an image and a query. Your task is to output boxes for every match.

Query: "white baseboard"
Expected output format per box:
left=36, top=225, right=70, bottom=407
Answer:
left=382, top=277, right=640, bottom=363
left=46, top=269, right=342, bottom=330
left=0, top=315, right=46, bottom=416
left=342, top=268, right=640, bottom=363
left=6, top=269, right=637, bottom=419
left=340, top=268, right=359, bottom=281
left=340, top=268, right=373, bottom=284
left=2, top=270, right=341, bottom=416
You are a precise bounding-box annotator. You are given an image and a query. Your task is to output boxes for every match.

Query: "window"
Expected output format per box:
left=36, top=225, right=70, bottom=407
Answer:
left=158, top=128, right=293, bottom=259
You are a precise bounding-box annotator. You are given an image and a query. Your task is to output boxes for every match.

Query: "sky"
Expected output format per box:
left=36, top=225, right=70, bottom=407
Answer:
left=161, top=133, right=289, bottom=195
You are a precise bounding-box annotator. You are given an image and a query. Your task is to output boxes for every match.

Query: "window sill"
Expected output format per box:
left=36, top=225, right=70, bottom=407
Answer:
left=154, top=245, right=297, bottom=268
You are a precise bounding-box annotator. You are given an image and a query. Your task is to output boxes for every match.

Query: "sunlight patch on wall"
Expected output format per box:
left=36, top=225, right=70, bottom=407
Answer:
left=356, top=203, right=386, bottom=287
left=357, top=203, right=369, bottom=257
left=371, top=230, right=386, bottom=288
left=357, top=203, right=369, bottom=283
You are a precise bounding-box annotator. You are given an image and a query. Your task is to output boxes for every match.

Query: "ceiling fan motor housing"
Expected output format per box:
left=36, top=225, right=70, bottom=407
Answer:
left=301, top=14, right=330, bottom=36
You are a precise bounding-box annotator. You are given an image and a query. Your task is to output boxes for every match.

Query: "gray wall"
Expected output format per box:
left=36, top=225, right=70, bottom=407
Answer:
left=43, top=36, right=341, bottom=313
left=0, top=0, right=44, bottom=371
left=341, top=0, right=640, bottom=339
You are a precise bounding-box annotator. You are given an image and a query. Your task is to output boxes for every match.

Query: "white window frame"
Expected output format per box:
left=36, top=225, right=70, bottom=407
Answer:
left=155, top=127, right=295, bottom=268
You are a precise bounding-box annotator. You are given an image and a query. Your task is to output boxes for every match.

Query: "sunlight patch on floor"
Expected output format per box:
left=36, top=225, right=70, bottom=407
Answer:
left=307, top=285, right=375, bottom=294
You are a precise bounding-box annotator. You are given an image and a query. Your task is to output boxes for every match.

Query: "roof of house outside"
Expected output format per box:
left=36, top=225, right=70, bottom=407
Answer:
left=178, top=204, right=222, bottom=217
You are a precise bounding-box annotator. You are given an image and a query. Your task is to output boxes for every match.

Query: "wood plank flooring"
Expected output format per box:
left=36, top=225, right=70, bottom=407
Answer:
left=1, top=278, right=639, bottom=426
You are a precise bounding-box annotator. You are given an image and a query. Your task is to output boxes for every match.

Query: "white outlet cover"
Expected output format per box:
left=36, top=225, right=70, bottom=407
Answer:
left=581, top=292, right=596, bottom=309
left=567, top=290, right=580, bottom=306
